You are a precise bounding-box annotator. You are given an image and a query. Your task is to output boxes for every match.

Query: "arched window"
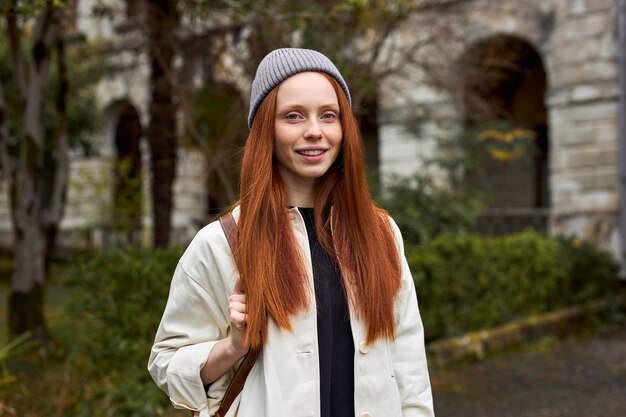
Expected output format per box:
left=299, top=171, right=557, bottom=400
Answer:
left=460, top=35, right=549, bottom=234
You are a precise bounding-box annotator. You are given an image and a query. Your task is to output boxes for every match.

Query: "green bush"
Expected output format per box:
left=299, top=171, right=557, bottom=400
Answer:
left=408, top=230, right=619, bottom=342
left=377, top=174, right=482, bottom=246
left=66, top=246, right=183, bottom=417
left=554, top=235, right=620, bottom=304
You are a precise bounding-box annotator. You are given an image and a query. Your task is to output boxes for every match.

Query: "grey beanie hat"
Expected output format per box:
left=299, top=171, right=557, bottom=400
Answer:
left=248, top=48, right=352, bottom=128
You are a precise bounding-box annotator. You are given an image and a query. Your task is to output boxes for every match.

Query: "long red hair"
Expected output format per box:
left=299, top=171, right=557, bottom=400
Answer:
left=235, top=72, right=401, bottom=348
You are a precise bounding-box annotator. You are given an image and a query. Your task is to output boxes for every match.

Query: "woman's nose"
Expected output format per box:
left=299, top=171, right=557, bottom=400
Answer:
left=304, top=120, right=323, bottom=140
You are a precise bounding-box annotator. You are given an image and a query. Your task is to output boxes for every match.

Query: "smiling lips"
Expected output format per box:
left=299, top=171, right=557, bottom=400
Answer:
left=297, top=149, right=326, bottom=156
left=296, top=148, right=328, bottom=161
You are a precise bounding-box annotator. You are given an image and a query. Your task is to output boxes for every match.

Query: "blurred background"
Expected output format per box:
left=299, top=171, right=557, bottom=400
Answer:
left=0, top=0, right=625, bottom=416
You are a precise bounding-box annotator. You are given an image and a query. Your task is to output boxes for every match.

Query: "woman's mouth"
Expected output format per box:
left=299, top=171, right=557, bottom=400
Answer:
left=296, top=148, right=328, bottom=162
left=297, top=149, right=326, bottom=156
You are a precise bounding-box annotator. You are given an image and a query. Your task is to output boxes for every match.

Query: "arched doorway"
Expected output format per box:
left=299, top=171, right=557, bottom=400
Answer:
left=111, top=101, right=143, bottom=244
left=460, top=35, right=549, bottom=234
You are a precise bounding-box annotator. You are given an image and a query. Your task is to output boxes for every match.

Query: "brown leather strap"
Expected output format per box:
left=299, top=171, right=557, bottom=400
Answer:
left=217, top=212, right=260, bottom=417
left=219, top=212, right=238, bottom=254
left=216, top=347, right=260, bottom=417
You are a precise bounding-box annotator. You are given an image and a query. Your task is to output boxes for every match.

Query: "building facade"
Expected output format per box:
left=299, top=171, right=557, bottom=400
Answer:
left=0, top=0, right=621, bottom=255
left=379, top=0, right=620, bottom=254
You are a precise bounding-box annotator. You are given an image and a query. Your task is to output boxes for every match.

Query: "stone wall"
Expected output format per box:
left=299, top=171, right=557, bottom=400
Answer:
left=545, top=0, right=619, bottom=252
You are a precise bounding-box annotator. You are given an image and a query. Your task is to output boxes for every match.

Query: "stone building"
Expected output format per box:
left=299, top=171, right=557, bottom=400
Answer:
left=378, top=0, right=621, bottom=254
left=0, top=0, right=621, bottom=256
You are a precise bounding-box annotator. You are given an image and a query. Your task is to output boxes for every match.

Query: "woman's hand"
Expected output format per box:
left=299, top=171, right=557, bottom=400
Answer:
left=200, top=276, right=250, bottom=385
left=228, top=277, right=249, bottom=356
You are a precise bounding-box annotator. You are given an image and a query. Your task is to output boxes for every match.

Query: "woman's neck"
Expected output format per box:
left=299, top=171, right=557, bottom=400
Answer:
left=280, top=171, right=315, bottom=207
left=285, top=186, right=314, bottom=208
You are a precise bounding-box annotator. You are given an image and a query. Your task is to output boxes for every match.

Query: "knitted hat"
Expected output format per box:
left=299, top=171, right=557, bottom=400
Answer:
left=248, top=48, right=352, bottom=128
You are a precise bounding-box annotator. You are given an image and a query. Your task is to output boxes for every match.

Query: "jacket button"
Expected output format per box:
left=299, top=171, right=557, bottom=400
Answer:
left=361, top=413, right=372, bottom=417
left=359, top=340, right=370, bottom=354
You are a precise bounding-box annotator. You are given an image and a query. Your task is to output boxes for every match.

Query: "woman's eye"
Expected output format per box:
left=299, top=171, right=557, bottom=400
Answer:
left=286, top=113, right=301, bottom=120
left=322, top=112, right=337, bottom=120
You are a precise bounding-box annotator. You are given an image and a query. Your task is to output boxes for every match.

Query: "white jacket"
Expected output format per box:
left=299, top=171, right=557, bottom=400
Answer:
left=148, top=207, right=434, bottom=417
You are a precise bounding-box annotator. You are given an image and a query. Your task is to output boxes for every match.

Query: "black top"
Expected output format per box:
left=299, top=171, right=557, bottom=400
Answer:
left=299, top=208, right=355, bottom=417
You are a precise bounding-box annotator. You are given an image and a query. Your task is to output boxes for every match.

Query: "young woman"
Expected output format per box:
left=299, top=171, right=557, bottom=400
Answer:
left=148, top=48, right=434, bottom=417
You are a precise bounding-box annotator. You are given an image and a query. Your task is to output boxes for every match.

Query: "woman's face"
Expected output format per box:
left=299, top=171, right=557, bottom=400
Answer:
left=273, top=72, right=342, bottom=190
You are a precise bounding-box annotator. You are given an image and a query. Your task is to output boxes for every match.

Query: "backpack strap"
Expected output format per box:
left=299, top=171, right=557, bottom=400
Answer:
left=216, top=212, right=260, bottom=417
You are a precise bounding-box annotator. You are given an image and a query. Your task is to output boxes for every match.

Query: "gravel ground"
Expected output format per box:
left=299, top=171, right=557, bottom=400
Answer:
left=430, top=326, right=626, bottom=417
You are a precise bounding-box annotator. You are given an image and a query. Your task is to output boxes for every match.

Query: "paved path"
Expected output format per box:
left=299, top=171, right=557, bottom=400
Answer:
left=430, top=326, right=626, bottom=417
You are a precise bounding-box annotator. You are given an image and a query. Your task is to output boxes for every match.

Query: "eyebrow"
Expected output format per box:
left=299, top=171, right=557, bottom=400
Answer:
left=276, top=103, right=340, bottom=112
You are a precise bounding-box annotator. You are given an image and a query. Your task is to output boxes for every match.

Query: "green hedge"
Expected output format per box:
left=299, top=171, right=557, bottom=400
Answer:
left=377, top=175, right=481, bottom=245
left=66, top=246, right=183, bottom=417
left=407, top=230, right=619, bottom=342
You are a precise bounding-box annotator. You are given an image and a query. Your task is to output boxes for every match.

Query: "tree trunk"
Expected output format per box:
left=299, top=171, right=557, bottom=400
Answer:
left=9, top=134, right=49, bottom=341
left=1, top=3, right=66, bottom=343
left=146, top=0, right=179, bottom=247
left=10, top=193, right=47, bottom=341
